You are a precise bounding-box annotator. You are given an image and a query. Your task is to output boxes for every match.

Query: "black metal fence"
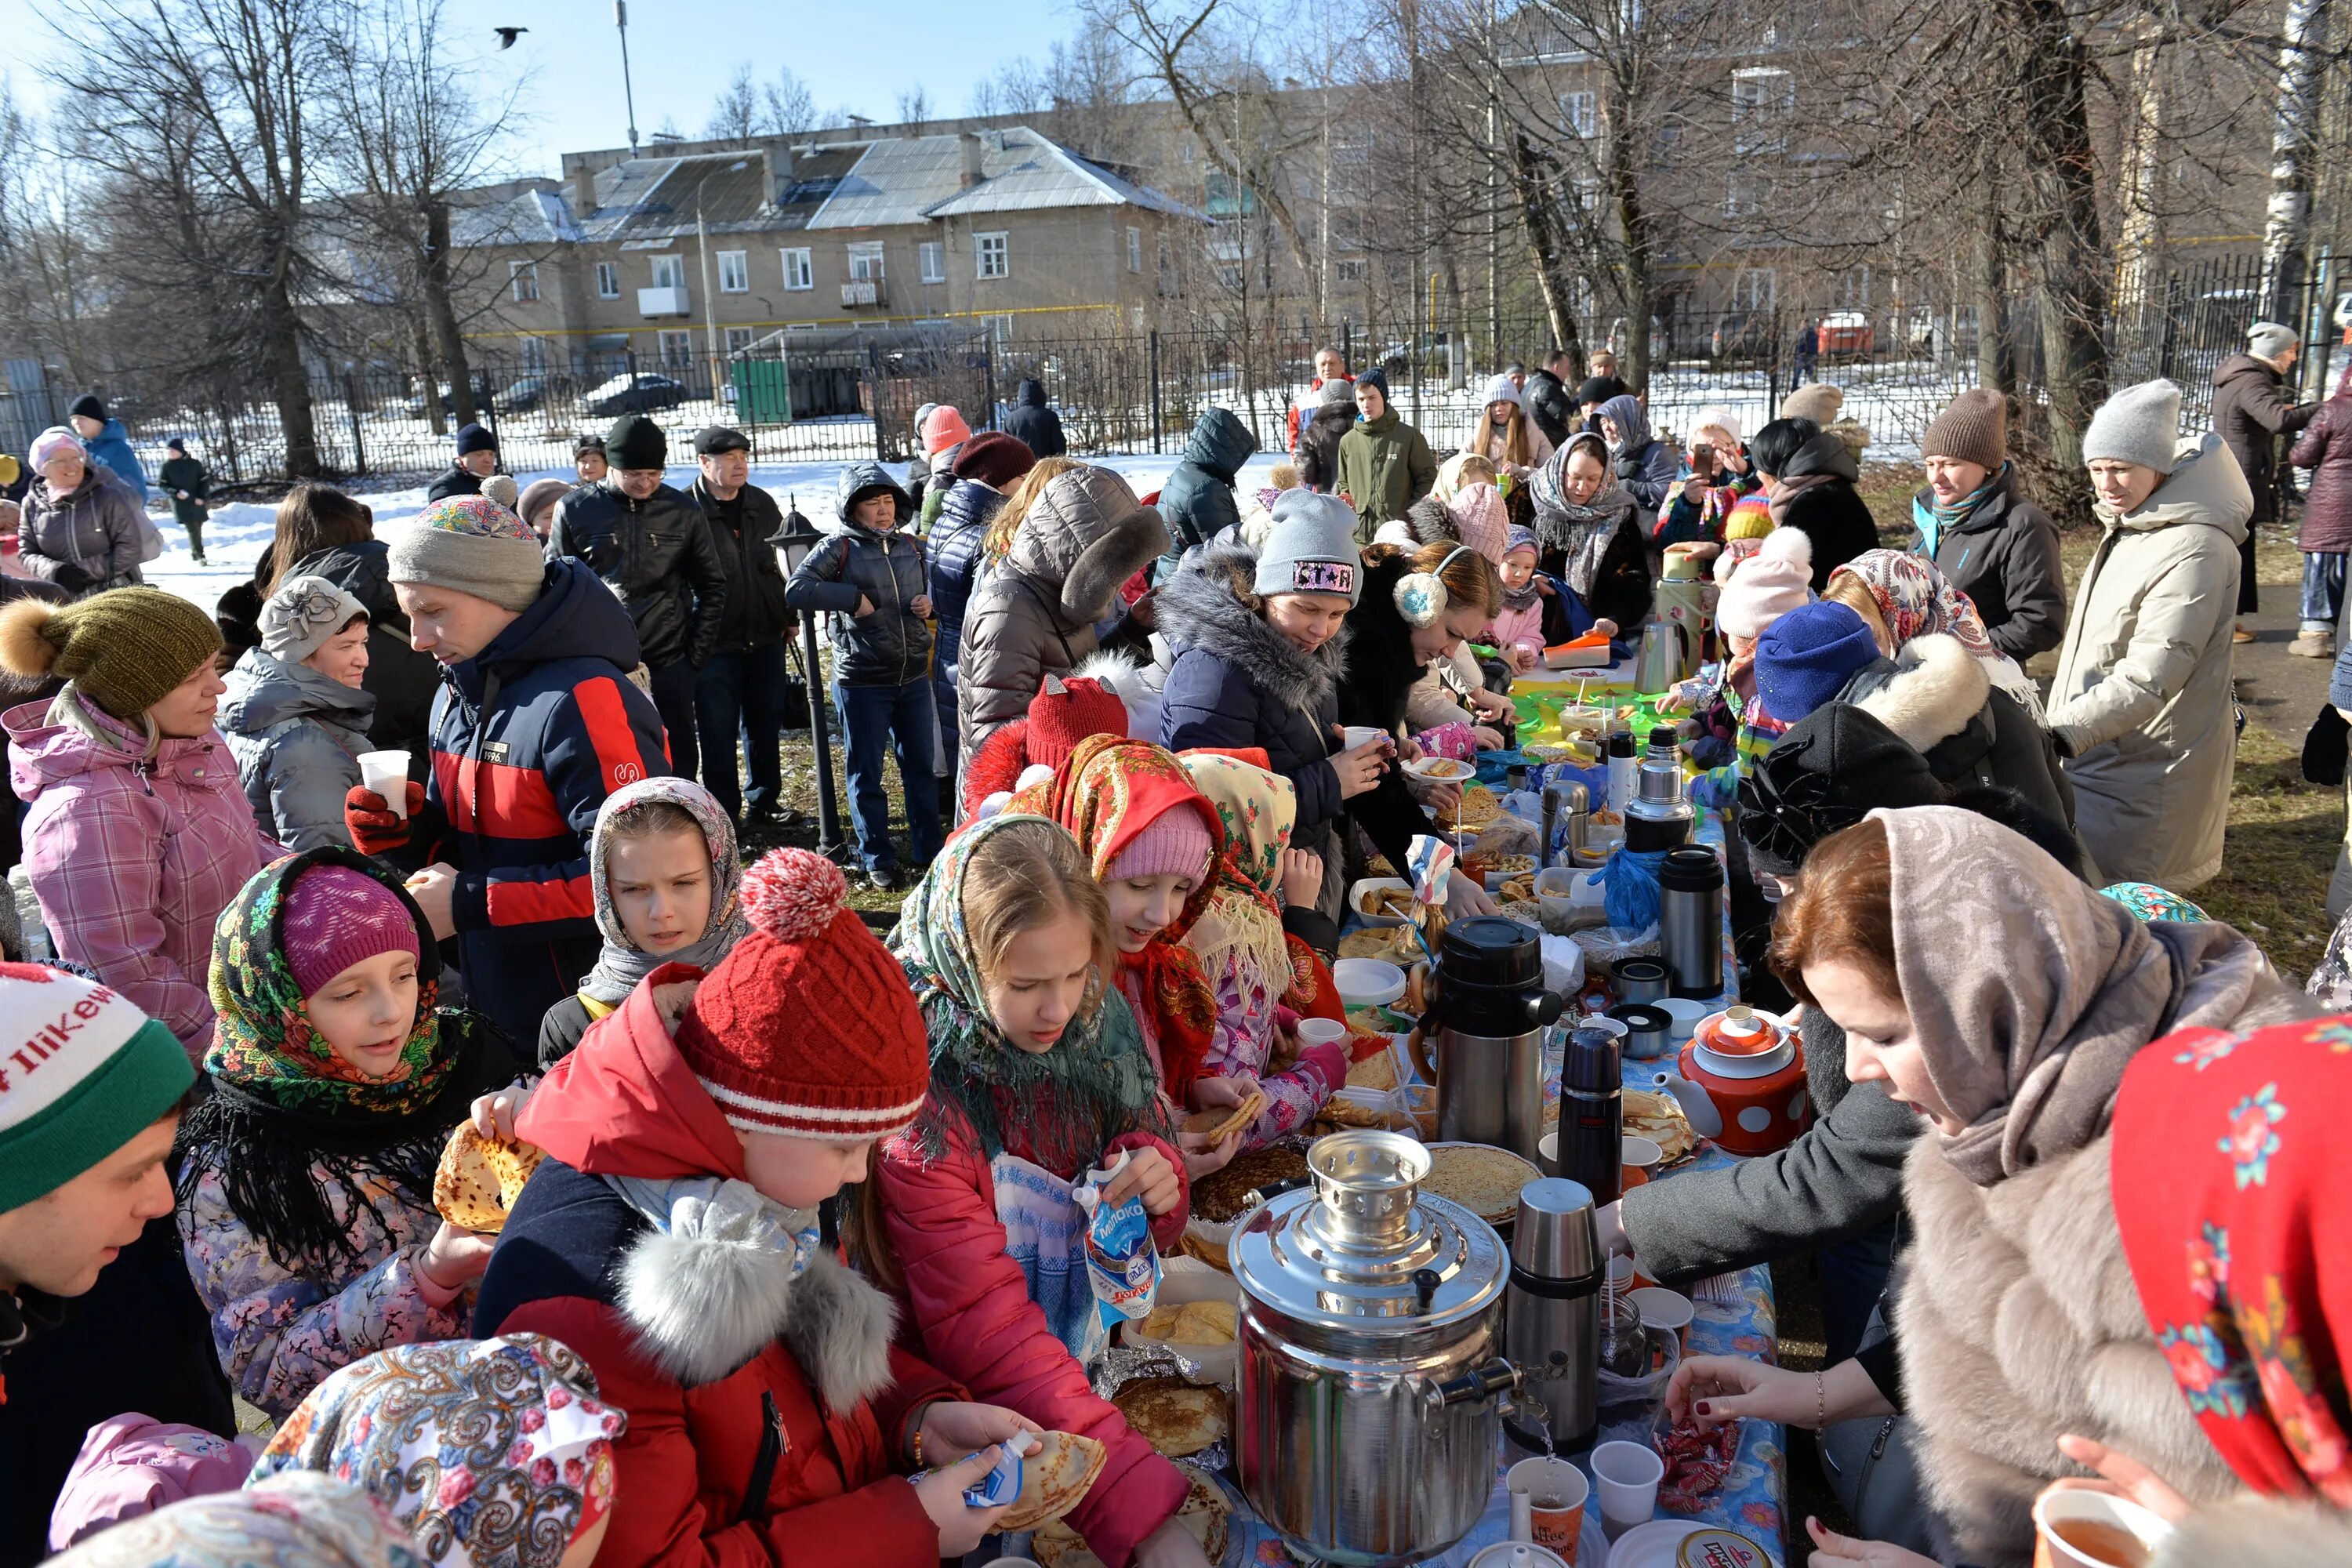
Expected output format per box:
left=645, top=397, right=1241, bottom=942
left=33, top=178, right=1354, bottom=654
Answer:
left=5, top=249, right=2339, bottom=488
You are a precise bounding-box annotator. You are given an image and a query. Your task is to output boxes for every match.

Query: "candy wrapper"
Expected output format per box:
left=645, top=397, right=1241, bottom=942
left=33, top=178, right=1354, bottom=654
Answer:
left=1406, top=834, right=1456, bottom=911
left=1073, top=1150, right=1160, bottom=1334
left=1656, top=1414, right=1739, bottom=1511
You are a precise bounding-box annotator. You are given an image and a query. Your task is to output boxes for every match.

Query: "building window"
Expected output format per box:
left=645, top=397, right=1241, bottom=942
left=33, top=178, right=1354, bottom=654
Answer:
left=1735, top=267, right=1777, bottom=310
left=975, top=231, right=1008, bottom=280
left=657, top=329, right=693, bottom=364
left=1732, top=68, right=1794, bottom=154
left=782, top=247, right=812, bottom=290
left=652, top=254, right=686, bottom=289
left=919, top=241, right=946, bottom=284
left=1337, top=257, right=1369, bottom=282
left=717, top=250, right=749, bottom=292
left=1724, top=172, right=1759, bottom=219
left=520, top=336, right=546, bottom=372
left=595, top=261, right=620, bottom=298
left=1559, top=91, right=1597, bottom=139
left=509, top=261, right=539, bottom=303
left=847, top=241, right=885, bottom=281
left=724, top=326, right=754, bottom=354
left=1126, top=226, right=1143, bottom=273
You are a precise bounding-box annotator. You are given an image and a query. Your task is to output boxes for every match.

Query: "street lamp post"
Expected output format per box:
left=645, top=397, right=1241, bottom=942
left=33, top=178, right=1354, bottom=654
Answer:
left=775, top=498, right=847, bottom=862
left=696, top=159, right=750, bottom=404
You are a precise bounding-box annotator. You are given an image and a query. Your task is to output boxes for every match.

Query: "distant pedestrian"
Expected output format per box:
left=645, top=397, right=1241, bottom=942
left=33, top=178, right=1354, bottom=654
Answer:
left=65, top=394, right=147, bottom=502
left=19, top=427, right=147, bottom=595
left=158, top=437, right=210, bottom=564
left=1466, top=372, right=1554, bottom=482
left=426, top=423, right=498, bottom=502
left=1793, top=318, right=1820, bottom=383
left=929, top=434, right=1040, bottom=810
left=1334, top=368, right=1437, bottom=537
left=2290, top=373, right=2352, bottom=659
left=2212, top=320, right=2319, bottom=641
left=1006, top=378, right=1068, bottom=457
left=1523, top=348, right=1578, bottom=448
left=1287, top=344, right=1353, bottom=455
left=916, top=405, right=971, bottom=532
left=688, top=425, right=794, bottom=825
left=573, top=433, right=608, bottom=484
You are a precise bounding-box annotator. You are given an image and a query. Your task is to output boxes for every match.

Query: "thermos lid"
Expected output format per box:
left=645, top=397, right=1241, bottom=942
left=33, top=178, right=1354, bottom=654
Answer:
left=1606, top=728, right=1635, bottom=757
left=1508, top=1177, right=1600, bottom=1281
left=1615, top=958, right=1668, bottom=985
left=1658, top=844, right=1725, bottom=891
left=1561, top=1025, right=1622, bottom=1091
left=1439, top=915, right=1544, bottom=989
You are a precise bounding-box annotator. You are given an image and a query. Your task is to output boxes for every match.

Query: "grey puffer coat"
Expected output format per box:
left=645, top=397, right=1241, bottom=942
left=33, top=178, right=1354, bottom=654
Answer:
left=220, top=648, right=377, bottom=851
left=2045, top=434, right=2252, bottom=890
left=20, top=464, right=147, bottom=593
left=1157, top=408, right=1258, bottom=552
left=958, top=465, right=1168, bottom=751
left=784, top=462, right=931, bottom=688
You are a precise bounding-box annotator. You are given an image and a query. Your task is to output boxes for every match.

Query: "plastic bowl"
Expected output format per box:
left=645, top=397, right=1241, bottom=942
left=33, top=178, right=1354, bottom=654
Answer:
left=1334, top=957, right=1408, bottom=1011
left=1349, top=877, right=1414, bottom=928
left=1655, top=996, right=1713, bottom=1044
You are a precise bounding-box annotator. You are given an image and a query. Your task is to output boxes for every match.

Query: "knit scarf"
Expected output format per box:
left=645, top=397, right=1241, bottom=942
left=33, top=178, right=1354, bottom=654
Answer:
left=890, top=814, right=1170, bottom=1174
left=580, top=777, right=750, bottom=1006
left=1007, top=735, right=1225, bottom=1097
left=1178, top=752, right=1299, bottom=989
left=1909, top=461, right=2006, bottom=559
left=2112, top=1015, right=2352, bottom=1508
left=179, top=847, right=512, bottom=1272
left=1530, top=434, right=1630, bottom=598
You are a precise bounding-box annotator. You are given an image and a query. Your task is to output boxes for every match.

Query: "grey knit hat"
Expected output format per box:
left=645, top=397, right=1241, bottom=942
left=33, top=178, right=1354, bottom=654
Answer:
left=2082, top=379, right=2183, bottom=475
left=2249, top=321, right=2300, bottom=361
left=387, top=493, right=547, bottom=612
left=1316, top=376, right=1357, bottom=408
left=1254, top=490, right=1363, bottom=605
left=260, top=575, right=369, bottom=663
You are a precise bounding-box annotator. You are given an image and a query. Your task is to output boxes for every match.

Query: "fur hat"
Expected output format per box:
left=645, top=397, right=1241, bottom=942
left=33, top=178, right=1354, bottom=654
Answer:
left=0, top=589, right=220, bottom=721
left=1714, top=526, right=1814, bottom=641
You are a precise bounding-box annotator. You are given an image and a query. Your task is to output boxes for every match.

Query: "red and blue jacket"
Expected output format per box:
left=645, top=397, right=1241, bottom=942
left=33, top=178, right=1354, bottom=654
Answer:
left=409, top=559, right=671, bottom=1039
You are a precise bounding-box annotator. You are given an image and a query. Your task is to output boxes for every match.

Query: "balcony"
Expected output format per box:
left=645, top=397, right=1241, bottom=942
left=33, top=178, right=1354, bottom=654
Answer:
left=637, top=285, right=691, bottom=318
left=841, top=278, right=887, bottom=309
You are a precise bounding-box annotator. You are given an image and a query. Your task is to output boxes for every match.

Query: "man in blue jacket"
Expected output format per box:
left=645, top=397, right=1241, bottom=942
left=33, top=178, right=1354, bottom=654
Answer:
left=344, top=492, right=671, bottom=1039
left=66, top=394, right=147, bottom=502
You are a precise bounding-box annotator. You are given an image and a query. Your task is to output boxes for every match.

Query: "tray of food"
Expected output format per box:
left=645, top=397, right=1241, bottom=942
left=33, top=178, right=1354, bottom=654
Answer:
left=1110, top=1376, right=1229, bottom=1459
left=1183, top=1142, right=1312, bottom=1268
left=1418, top=1142, right=1543, bottom=1227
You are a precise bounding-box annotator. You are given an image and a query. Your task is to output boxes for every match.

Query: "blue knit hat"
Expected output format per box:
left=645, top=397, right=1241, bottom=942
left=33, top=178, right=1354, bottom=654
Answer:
left=1356, top=367, right=1391, bottom=406
left=1755, top=602, right=1880, bottom=726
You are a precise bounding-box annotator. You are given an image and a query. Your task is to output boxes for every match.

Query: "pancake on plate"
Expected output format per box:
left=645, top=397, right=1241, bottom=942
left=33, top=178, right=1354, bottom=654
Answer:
left=1112, top=1377, right=1229, bottom=1457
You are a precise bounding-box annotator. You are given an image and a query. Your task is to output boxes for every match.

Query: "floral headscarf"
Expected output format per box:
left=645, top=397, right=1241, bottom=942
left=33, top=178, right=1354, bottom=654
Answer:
left=1826, top=550, right=1999, bottom=662
left=2100, top=881, right=2209, bottom=924
left=252, top=1335, right=622, bottom=1567
left=2113, top=1016, right=2352, bottom=1508
left=1008, top=735, right=1225, bottom=1096
left=49, top=1473, right=426, bottom=1568
left=889, top=813, right=1167, bottom=1172
left=181, top=848, right=511, bottom=1272
left=1179, top=752, right=1299, bottom=986
left=582, top=777, right=750, bottom=1006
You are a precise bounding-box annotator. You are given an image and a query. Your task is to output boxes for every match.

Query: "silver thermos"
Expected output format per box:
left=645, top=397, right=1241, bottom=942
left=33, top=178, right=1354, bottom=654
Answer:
left=1540, top=779, right=1588, bottom=869
left=1503, top=1176, right=1602, bottom=1454
left=1658, top=845, right=1726, bottom=999
left=1624, top=731, right=1696, bottom=854
left=1428, top=918, right=1564, bottom=1163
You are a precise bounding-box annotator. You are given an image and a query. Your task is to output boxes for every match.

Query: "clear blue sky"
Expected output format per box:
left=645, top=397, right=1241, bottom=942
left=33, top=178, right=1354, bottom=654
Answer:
left=0, top=0, right=1083, bottom=176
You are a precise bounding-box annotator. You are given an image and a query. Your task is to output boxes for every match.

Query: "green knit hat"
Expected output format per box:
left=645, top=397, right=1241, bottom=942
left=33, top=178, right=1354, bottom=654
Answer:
left=0, top=962, right=192, bottom=1211
left=0, top=588, right=220, bottom=722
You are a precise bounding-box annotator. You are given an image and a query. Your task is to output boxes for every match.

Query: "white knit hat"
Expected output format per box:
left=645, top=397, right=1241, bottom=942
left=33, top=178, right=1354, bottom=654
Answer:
left=2082, top=380, right=2183, bottom=475
left=1690, top=405, right=1743, bottom=446
left=1715, top=526, right=1815, bottom=641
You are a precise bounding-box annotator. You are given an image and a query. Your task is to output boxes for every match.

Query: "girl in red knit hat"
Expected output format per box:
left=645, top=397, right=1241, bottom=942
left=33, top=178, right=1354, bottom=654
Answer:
left=478, top=846, right=1036, bottom=1568
left=869, top=814, right=1210, bottom=1568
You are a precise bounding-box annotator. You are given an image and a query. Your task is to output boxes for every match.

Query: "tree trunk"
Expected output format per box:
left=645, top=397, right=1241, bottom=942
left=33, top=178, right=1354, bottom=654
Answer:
left=2114, top=26, right=2167, bottom=312
left=2013, top=0, right=2107, bottom=470
left=1512, top=131, right=1587, bottom=379
left=410, top=316, right=448, bottom=437
left=260, top=270, right=320, bottom=479
left=424, top=200, right=478, bottom=427
left=1975, top=162, right=2014, bottom=394
left=1606, top=100, right=1653, bottom=390
left=2259, top=0, right=2332, bottom=324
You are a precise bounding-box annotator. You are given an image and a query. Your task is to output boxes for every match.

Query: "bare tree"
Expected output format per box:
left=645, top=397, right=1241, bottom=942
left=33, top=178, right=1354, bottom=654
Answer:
left=762, top=68, right=823, bottom=134
left=706, top=64, right=763, bottom=142
left=0, top=86, right=107, bottom=383
left=896, top=86, right=934, bottom=132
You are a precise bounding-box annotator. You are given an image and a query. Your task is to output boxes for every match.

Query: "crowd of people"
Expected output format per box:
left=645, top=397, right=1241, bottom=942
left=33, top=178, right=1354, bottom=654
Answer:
left=0, top=318, right=2347, bottom=1568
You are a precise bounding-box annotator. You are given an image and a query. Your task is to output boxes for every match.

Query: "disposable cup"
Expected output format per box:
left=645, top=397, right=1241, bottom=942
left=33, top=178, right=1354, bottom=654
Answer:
left=1589, top=1439, right=1664, bottom=1538
left=1537, top=1130, right=1558, bottom=1178
left=1621, top=1134, right=1663, bottom=1190
left=358, top=751, right=412, bottom=818
left=1297, top=1018, right=1348, bottom=1050
left=1342, top=725, right=1385, bottom=753
left=2031, top=1487, right=2172, bottom=1568
left=1506, top=1455, right=1590, bottom=1563
left=1629, top=1285, right=1693, bottom=1355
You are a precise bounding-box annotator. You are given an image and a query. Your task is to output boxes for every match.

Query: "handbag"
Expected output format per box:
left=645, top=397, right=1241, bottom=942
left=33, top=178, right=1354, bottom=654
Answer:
left=2303, top=702, right=2348, bottom=786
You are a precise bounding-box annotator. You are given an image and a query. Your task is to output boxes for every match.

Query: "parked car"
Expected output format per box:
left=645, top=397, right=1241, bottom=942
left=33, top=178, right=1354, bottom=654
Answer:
left=581, top=372, right=689, bottom=416
left=402, top=375, right=496, bottom=419
left=495, top=374, right=564, bottom=413
left=1817, top=310, right=1875, bottom=357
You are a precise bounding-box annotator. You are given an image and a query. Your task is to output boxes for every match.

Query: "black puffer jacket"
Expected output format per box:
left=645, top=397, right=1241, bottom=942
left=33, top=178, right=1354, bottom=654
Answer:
left=689, top=477, right=793, bottom=651
left=1838, top=635, right=2075, bottom=831
left=1296, top=405, right=1356, bottom=492
left=1158, top=408, right=1258, bottom=550
left=290, top=539, right=441, bottom=758
left=1769, top=433, right=1879, bottom=586
left=1915, top=465, right=2065, bottom=662
left=1004, top=379, right=1066, bottom=457
left=1524, top=368, right=1576, bottom=448
left=546, top=481, right=731, bottom=668
left=784, top=462, right=931, bottom=687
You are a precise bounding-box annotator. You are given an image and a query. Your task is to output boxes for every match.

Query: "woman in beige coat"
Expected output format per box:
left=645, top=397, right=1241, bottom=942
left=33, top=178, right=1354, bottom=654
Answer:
left=2045, top=380, right=2254, bottom=891
left=1674, top=807, right=2315, bottom=1567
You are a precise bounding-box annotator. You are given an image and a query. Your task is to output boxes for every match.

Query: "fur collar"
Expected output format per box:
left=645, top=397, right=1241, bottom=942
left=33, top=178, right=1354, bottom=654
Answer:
left=2154, top=1496, right=2352, bottom=1568
left=1157, top=538, right=1348, bottom=713
left=1853, top=635, right=1989, bottom=753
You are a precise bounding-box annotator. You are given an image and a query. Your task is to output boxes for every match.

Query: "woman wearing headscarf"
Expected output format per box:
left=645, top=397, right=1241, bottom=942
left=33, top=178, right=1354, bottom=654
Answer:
left=250, top=1334, right=626, bottom=1568
left=535, top=777, right=747, bottom=1068
left=1529, top=431, right=1653, bottom=632
left=1591, top=393, right=1678, bottom=514
left=48, top=1473, right=426, bottom=1568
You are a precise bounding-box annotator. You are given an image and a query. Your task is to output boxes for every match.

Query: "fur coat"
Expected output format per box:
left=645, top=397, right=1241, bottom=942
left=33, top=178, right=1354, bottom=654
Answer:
left=1838, top=634, right=2074, bottom=830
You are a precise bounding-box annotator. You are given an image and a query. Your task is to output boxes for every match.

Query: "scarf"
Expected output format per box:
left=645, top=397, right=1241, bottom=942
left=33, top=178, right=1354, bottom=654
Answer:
left=1530, top=433, right=1631, bottom=597
left=2112, top=1014, right=2352, bottom=1508
left=1877, top=807, right=2274, bottom=1186
left=1007, top=735, right=1225, bottom=1097
left=49, top=1474, right=426, bottom=1568
left=890, top=814, right=1169, bottom=1173
left=1178, top=753, right=1299, bottom=988
left=580, top=777, right=750, bottom=1006
left=1766, top=469, right=1841, bottom=528
left=251, top=1334, right=622, bottom=1567
left=180, top=848, right=512, bottom=1272
left=1828, top=549, right=2000, bottom=662
left=2100, top=881, right=2209, bottom=924
left=1910, top=461, right=2006, bottom=559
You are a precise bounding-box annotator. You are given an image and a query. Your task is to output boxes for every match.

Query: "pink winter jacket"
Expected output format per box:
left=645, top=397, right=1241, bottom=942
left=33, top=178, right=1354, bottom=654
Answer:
left=875, top=1111, right=1190, bottom=1568
left=1487, top=599, right=1547, bottom=662
left=5, top=694, right=281, bottom=1056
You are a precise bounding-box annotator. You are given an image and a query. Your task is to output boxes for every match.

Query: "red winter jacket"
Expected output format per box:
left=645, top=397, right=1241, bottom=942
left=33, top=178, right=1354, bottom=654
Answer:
left=477, top=971, right=963, bottom=1568
left=875, top=1105, right=1190, bottom=1568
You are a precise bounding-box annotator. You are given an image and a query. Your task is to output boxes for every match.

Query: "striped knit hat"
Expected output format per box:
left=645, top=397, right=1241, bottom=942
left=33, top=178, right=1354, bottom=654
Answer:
left=674, top=849, right=927, bottom=1142
left=0, top=964, right=193, bottom=1211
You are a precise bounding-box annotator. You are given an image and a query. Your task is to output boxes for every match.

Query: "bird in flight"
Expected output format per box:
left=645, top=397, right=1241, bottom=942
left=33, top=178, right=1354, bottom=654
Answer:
left=494, top=25, right=528, bottom=47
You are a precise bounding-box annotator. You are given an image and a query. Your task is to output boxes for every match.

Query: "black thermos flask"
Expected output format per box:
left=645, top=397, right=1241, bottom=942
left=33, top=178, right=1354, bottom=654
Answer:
left=1560, top=1025, right=1624, bottom=1204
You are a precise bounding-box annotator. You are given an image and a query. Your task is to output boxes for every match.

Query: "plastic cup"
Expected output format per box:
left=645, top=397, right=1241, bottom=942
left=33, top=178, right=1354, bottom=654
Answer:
left=1342, top=725, right=1385, bottom=753
left=358, top=751, right=412, bottom=818
left=1297, top=1018, right=1348, bottom=1050
left=1537, top=1130, right=1558, bottom=1178
left=2031, top=1487, right=2172, bottom=1568
left=1621, top=1134, right=1663, bottom=1190
left=1589, top=1439, right=1664, bottom=1538
left=1507, top=1455, right=1590, bottom=1563
left=1629, top=1285, right=1693, bottom=1356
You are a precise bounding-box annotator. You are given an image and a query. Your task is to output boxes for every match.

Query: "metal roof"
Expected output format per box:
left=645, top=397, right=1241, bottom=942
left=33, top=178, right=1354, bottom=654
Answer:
left=808, top=127, right=1194, bottom=229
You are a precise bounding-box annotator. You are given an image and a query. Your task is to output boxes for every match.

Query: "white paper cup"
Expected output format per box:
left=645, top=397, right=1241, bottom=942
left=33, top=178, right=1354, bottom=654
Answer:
left=1507, top=1455, right=1589, bottom=1562
left=1297, top=1017, right=1348, bottom=1050
left=1629, top=1285, right=1694, bottom=1355
left=1589, top=1439, right=1664, bottom=1537
left=2031, top=1487, right=2173, bottom=1568
left=1537, top=1130, right=1558, bottom=1178
left=1342, top=725, right=1385, bottom=752
left=358, top=750, right=412, bottom=818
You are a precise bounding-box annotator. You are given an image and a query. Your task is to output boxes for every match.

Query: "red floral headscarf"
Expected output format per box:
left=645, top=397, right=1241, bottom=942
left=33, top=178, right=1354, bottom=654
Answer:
left=1009, top=735, right=1225, bottom=1095
left=2113, top=1015, right=2352, bottom=1507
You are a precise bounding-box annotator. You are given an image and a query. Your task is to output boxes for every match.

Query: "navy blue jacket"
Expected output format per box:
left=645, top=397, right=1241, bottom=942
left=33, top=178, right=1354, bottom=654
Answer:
left=929, top=478, right=1005, bottom=672
left=399, top=559, right=671, bottom=1039
left=1157, top=408, right=1258, bottom=551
